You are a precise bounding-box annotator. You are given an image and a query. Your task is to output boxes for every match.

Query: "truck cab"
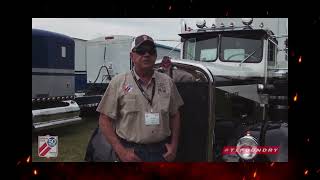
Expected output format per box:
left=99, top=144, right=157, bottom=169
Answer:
left=173, top=18, right=288, bottom=162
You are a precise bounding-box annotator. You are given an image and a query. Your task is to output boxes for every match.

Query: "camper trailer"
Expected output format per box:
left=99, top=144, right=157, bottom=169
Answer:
left=76, top=35, right=180, bottom=94
left=74, top=35, right=181, bottom=109
left=32, top=29, right=82, bottom=130
left=86, top=35, right=134, bottom=85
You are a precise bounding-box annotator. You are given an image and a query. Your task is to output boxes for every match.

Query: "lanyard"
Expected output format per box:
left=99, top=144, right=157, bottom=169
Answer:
left=131, top=70, right=156, bottom=106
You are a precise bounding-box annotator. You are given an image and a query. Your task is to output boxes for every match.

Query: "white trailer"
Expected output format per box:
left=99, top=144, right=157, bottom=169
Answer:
left=86, top=35, right=134, bottom=84
left=85, top=35, right=181, bottom=85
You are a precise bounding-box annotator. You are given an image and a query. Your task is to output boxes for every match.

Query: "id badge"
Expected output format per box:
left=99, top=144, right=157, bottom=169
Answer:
left=145, top=113, right=160, bottom=125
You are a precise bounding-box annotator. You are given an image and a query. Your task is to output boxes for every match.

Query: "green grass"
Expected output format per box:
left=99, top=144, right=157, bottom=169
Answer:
left=32, top=116, right=98, bottom=162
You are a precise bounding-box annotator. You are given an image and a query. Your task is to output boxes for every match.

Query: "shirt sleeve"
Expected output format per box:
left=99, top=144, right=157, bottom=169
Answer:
left=169, top=79, right=184, bottom=116
left=96, top=77, right=120, bottom=120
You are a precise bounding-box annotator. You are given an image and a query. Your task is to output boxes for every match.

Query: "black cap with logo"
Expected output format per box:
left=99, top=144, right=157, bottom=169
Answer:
left=131, top=35, right=156, bottom=51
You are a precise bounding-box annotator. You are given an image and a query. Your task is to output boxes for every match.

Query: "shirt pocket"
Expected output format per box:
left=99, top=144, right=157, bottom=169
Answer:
left=121, top=94, right=140, bottom=113
left=159, top=93, right=170, bottom=113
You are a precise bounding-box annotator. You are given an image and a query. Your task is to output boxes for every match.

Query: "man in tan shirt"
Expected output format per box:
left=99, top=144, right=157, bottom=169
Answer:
left=96, top=35, right=184, bottom=162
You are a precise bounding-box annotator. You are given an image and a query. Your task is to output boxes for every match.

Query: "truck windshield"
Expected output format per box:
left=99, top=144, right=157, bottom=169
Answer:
left=183, top=32, right=264, bottom=63
left=220, top=33, right=263, bottom=63
left=183, top=35, right=218, bottom=62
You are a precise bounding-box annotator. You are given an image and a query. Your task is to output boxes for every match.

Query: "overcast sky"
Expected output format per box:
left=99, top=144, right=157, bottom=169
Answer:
left=32, top=18, right=216, bottom=48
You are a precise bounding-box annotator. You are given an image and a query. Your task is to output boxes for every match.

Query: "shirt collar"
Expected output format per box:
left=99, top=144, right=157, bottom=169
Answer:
left=133, top=68, right=155, bottom=86
left=133, top=68, right=155, bottom=80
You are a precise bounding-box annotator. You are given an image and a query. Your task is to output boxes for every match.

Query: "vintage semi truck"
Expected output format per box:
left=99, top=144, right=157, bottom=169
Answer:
left=156, top=18, right=288, bottom=162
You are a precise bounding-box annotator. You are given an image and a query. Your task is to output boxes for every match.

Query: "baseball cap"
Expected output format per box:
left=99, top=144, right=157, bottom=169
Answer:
left=131, top=35, right=156, bottom=51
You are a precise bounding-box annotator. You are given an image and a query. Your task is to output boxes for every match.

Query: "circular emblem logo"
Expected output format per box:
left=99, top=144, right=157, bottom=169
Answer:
left=47, top=137, right=57, bottom=147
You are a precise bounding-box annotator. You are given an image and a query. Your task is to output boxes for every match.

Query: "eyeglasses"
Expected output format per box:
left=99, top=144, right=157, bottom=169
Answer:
left=133, top=46, right=156, bottom=55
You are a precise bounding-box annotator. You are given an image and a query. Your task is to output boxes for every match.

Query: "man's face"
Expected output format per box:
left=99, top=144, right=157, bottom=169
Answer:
left=131, top=42, right=157, bottom=71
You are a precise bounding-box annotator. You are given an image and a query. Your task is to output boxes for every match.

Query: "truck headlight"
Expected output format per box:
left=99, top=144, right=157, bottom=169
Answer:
left=236, top=134, right=259, bottom=160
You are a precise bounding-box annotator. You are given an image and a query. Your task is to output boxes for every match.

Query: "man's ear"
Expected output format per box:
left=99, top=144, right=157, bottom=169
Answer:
left=130, top=52, right=135, bottom=69
left=130, top=52, right=134, bottom=60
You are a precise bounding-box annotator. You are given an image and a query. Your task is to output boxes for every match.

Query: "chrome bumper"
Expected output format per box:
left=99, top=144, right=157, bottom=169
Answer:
left=32, top=100, right=82, bottom=130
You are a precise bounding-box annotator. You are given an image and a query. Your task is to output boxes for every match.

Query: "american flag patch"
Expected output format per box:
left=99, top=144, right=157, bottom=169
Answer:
left=123, top=84, right=133, bottom=93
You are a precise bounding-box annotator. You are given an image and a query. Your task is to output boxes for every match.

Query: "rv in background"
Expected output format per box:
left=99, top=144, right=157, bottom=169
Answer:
left=32, top=29, right=81, bottom=130
left=73, top=35, right=180, bottom=94
left=73, top=35, right=180, bottom=110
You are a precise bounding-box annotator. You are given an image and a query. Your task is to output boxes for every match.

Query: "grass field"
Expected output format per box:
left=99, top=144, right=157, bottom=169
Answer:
left=32, top=116, right=98, bottom=162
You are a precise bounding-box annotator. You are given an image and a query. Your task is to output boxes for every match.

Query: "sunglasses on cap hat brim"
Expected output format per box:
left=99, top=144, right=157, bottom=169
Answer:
left=132, top=44, right=157, bottom=55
